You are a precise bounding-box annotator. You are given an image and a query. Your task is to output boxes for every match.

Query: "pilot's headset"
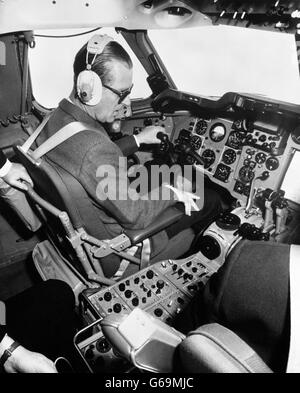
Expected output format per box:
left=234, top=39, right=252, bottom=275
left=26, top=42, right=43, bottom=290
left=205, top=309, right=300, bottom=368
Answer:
left=76, top=34, right=114, bottom=106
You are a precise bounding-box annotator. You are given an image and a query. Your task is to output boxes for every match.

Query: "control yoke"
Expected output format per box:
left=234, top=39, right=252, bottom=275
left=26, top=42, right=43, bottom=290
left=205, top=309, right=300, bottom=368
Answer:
left=156, top=132, right=204, bottom=166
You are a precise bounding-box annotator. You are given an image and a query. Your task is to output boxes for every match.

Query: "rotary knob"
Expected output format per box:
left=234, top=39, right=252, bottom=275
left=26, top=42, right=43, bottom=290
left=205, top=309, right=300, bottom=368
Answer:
left=124, top=290, right=132, bottom=298
left=156, top=280, right=165, bottom=289
left=103, top=292, right=112, bottom=302
left=113, top=303, right=122, bottom=313
left=85, top=347, right=94, bottom=359
left=216, top=212, right=241, bottom=231
left=154, top=308, right=163, bottom=317
left=132, top=298, right=139, bottom=307
left=146, top=270, right=154, bottom=279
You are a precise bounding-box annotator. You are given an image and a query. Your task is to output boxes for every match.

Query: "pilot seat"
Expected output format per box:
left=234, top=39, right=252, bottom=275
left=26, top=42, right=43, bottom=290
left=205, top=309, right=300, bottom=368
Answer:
left=13, top=123, right=203, bottom=295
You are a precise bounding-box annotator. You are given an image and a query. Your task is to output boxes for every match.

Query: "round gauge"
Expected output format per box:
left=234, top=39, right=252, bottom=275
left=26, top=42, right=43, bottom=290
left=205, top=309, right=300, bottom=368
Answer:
left=265, top=157, right=279, bottom=171
left=227, top=131, right=244, bottom=149
left=198, top=235, right=221, bottom=260
left=195, top=119, right=208, bottom=135
left=255, top=152, right=267, bottom=164
left=209, top=123, right=226, bottom=142
left=222, top=149, right=237, bottom=165
left=216, top=212, right=241, bottom=231
left=201, top=149, right=216, bottom=168
left=233, top=119, right=252, bottom=132
left=191, top=135, right=202, bottom=150
left=239, top=166, right=255, bottom=184
left=233, top=119, right=244, bottom=131
left=291, top=126, right=300, bottom=145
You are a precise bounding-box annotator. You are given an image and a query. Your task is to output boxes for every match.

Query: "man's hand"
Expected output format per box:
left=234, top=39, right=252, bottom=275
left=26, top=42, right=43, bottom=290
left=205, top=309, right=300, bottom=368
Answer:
left=2, top=163, right=33, bottom=191
left=135, top=126, right=166, bottom=145
left=164, top=184, right=200, bottom=216
left=164, top=174, right=200, bottom=216
left=4, top=345, right=57, bottom=373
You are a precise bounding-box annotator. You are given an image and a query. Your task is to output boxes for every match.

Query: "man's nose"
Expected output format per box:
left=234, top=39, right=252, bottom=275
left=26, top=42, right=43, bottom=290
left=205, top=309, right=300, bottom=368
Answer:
left=124, top=104, right=132, bottom=117
left=123, top=95, right=131, bottom=106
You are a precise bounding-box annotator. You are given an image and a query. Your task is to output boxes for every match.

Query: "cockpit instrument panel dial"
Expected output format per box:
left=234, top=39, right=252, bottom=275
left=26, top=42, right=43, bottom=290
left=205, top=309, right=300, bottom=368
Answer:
left=291, top=126, right=300, bottom=145
left=265, top=157, right=279, bottom=171
left=232, top=119, right=252, bottom=133
left=227, top=131, right=244, bottom=150
left=191, top=135, right=202, bottom=150
left=195, top=119, right=208, bottom=135
left=239, top=166, right=255, bottom=184
left=222, top=148, right=237, bottom=165
left=201, top=149, right=216, bottom=169
left=255, top=152, right=267, bottom=164
left=209, top=123, right=226, bottom=142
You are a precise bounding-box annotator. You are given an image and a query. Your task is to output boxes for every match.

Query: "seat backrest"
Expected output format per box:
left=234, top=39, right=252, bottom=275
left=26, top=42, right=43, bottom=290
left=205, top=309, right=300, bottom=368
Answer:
left=15, top=146, right=95, bottom=229
left=38, top=159, right=111, bottom=240
left=178, top=323, right=273, bottom=373
left=14, top=146, right=122, bottom=277
left=101, top=310, right=273, bottom=374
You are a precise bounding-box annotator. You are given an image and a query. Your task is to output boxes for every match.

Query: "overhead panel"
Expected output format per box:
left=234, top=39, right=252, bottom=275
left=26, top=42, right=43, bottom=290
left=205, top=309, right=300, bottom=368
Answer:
left=0, top=0, right=211, bottom=35
left=185, top=0, right=300, bottom=34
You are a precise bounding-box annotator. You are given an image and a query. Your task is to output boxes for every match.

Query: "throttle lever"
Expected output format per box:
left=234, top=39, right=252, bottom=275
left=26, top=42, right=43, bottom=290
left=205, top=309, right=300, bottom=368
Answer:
left=157, top=131, right=169, bottom=141
left=157, top=131, right=170, bottom=153
left=180, top=141, right=205, bottom=166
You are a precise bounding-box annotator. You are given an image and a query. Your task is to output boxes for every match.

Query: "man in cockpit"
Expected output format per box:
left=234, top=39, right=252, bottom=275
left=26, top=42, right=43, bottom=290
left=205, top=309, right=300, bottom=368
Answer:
left=36, top=34, right=222, bottom=278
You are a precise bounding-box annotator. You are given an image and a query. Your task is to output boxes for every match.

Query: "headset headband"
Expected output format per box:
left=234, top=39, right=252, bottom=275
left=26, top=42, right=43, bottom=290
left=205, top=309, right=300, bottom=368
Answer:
left=85, top=34, right=114, bottom=70
left=76, top=34, right=114, bottom=106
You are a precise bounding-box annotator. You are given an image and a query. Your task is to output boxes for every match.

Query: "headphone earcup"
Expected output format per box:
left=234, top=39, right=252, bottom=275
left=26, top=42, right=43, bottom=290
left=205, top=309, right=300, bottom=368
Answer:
left=76, top=69, right=102, bottom=106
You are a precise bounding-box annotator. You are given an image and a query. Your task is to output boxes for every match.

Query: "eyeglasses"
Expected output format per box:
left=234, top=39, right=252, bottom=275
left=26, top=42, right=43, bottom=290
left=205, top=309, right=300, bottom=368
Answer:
left=103, top=83, right=133, bottom=104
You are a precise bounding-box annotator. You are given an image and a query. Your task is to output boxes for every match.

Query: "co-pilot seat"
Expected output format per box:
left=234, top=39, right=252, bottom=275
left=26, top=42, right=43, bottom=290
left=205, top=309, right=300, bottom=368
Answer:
left=14, top=143, right=196, bottom=287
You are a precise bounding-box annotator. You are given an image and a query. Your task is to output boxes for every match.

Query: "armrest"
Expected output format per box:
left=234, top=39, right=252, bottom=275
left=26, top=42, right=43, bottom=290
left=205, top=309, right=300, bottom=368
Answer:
left=178, top=323, right=273, bottom=373
left=125, top=205, right=184, bottom=245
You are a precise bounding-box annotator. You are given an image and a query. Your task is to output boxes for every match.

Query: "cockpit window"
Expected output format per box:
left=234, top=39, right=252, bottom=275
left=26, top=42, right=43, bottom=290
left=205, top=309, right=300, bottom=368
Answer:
left=29, top=27, right=151, bottom=109
left=149, top=26, right=300, bottom=104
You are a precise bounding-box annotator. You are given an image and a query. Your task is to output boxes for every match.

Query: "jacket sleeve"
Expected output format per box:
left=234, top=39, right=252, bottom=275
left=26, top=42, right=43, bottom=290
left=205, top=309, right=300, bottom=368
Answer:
left=115, top=135, right=138, bottom=157
left=79, top=137, right=178, bottom=231
left=0, top=325, right=7, bottom=342
left=0, top=150, right=7, bottom=169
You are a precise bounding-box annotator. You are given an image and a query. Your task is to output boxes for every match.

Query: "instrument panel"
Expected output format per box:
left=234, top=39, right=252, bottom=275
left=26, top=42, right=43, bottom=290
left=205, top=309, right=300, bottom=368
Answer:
left=120, top=109, right=295, bottom=204
left=173, top=115, right=292, bottom=202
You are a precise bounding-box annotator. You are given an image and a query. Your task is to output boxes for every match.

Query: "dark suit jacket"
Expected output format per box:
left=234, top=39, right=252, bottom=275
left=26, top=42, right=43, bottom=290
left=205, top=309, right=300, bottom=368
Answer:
left=0, top=326, right=5, bottom=342
left=205, top=240, right=290, bottom=372
left=174, top=240, right=291, bottom=373
left=37, top=99, right=176, bottom=276
left=0, top=150, right=7, bottom=168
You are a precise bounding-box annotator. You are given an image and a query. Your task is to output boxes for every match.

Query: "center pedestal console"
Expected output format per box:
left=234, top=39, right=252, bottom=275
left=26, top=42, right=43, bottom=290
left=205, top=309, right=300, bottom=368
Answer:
left=74, top=207, right=266, bottom=373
